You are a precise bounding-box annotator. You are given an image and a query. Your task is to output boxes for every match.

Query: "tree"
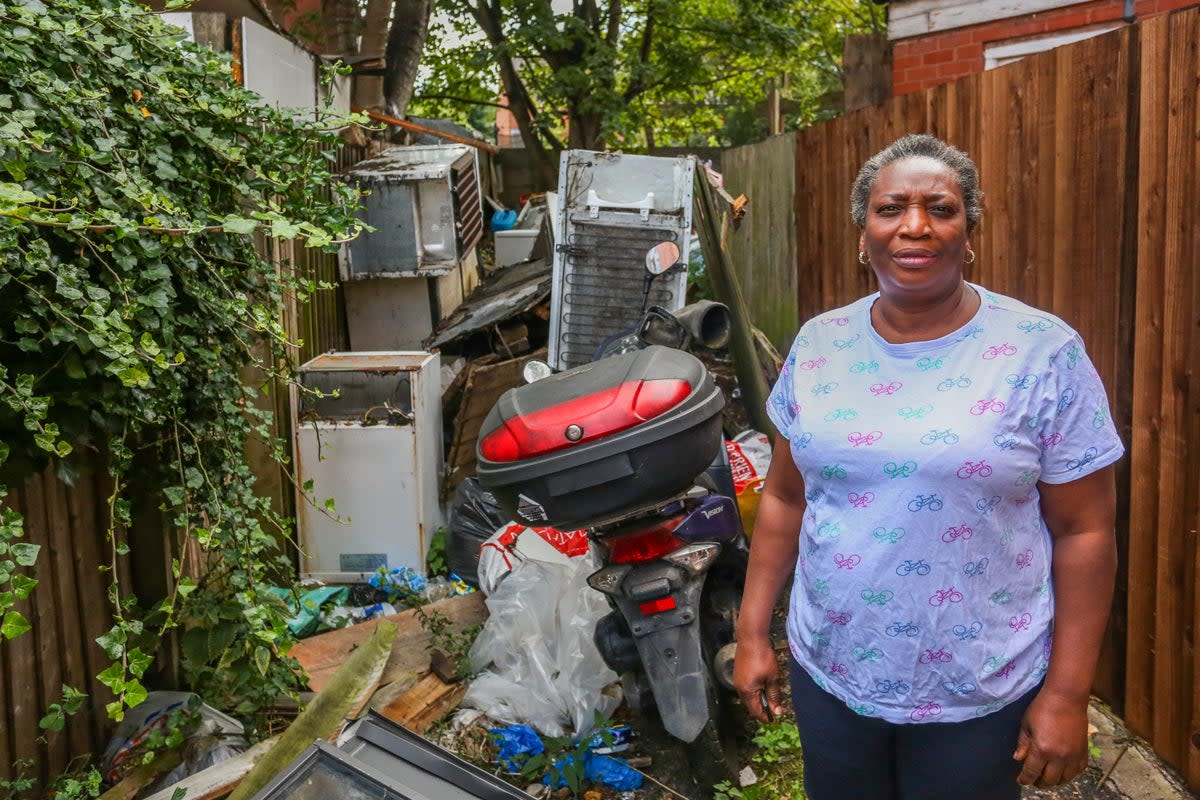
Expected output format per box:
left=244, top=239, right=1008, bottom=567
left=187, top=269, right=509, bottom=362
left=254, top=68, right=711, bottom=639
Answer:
left=413, top=0, right=885, bottom=186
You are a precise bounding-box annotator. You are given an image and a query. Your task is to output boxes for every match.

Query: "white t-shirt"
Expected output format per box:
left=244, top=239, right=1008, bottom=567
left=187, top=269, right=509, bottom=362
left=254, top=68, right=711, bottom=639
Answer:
left=765, top=284, right=1124, bottom=724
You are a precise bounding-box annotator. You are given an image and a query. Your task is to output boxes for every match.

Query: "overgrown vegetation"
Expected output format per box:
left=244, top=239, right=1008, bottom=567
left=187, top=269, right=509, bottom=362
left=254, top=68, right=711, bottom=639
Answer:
left=713, top=721, right=805, bottom=799
left=0, top=0, right=362, bottom=760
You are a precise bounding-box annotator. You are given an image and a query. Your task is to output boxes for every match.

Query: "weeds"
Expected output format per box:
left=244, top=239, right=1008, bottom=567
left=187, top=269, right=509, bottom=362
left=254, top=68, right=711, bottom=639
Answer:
left=713, top=721, right=805, bottom=799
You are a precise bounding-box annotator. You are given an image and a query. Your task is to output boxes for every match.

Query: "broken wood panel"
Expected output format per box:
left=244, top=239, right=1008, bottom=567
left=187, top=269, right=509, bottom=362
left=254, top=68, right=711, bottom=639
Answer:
left=379, top=672, right=468, bottom=735
left=290, top=592, right=487, bottom=693
left=723, top=134, right=799, bottom=352
left=445, top=349, right=546, bottom=494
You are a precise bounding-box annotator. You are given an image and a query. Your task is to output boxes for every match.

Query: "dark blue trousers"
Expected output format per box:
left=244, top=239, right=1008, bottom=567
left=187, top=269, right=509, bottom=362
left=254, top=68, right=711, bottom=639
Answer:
left=788, top=656, right=1037, bottom=800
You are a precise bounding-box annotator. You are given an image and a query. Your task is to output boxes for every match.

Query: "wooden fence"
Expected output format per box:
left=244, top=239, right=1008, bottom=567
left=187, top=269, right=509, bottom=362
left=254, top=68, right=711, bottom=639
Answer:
left=725, top=6, right=1200, bottom=789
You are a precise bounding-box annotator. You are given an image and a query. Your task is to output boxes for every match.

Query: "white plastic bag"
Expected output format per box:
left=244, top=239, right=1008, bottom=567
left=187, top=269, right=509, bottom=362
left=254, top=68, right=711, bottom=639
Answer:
left=464, top=551, right=618, bottom=737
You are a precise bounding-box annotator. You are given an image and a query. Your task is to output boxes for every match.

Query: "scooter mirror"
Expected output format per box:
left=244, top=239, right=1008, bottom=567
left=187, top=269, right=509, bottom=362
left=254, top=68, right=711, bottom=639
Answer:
left=644, top=241, right=680, bottom=275
left=522, top=360, right=553, bottom=383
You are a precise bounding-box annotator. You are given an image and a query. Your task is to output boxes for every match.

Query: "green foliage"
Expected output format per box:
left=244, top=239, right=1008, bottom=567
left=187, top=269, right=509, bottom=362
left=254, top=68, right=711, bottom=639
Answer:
left=425, top=526, right=449, bottom=578
left=416, top=604, right=482, bottom=681
left=712, top=721, right=805, bottom=799
left=47, top=767, right=102, bottom=800
left=414, top=0, right=884, bottom=151
left=0, top=761, right=36, bottom=797
left=0, top=0, right=362, bottom=739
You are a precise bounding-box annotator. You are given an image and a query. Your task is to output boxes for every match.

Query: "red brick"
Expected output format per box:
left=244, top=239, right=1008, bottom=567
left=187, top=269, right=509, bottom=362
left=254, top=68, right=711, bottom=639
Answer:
left=923, top=48, right=957, bottom=65
left=954, top=44, right=982, bottom=60
left=908, top=64, right=945, bottom=83
left=892, top=82, right=922, bottom=97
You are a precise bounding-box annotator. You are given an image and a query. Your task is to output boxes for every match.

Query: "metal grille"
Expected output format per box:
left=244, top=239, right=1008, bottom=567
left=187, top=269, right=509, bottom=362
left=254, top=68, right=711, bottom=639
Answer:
left=452, top=158, right=483, bottom=256
left=554, top=221, right=685, bottom=369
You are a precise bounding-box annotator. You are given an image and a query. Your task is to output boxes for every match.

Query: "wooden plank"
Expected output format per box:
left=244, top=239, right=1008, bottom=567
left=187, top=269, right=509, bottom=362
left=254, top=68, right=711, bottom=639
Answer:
left=888, top=0, right=1084, bottom=40
left=46, top=470, right=92, bottom=759
left=290, top=592, right=487, bottom=693
left=29, top=469, right=68, bottom=782
left=378, top=672, right=468, bottom=735
left=1152, top=7, right=1199, bottom=769
left=67, top=468, right=116, bottom=753
left=141, top=737, right=279, bottom=800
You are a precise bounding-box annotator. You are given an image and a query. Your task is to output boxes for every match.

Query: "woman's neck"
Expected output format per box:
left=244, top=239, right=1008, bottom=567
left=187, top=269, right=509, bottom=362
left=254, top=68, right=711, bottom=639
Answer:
left=871, top=281, right=980, bottom=344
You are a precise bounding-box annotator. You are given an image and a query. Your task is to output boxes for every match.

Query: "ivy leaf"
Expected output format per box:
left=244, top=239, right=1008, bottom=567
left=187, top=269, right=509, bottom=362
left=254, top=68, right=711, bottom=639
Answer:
left=11, top=574, right=37, bottom=600
left=176, top=576, right=197, bottom=598
left=11, top=542, right=39, bottom=566
left=123, top=679, right=148, bottom=712
left=0, top=182, right=37, bottom=207
left=96, top=625, right=126, bottom=660
left=2, top=610, right=32, bottom=639
left=97, top=661, right=126, bottom=692
left=254, top=645, right=270, bottom=677
left=220, top=215, right=257, bottom=235
left=127, top=647, right=153, bottom=678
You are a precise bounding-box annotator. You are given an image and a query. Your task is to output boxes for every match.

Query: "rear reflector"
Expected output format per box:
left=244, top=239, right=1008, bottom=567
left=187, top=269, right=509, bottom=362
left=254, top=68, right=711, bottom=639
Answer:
left=478, top=378, right=691, bottom=462
left=639, top=596, right=677, bottom=616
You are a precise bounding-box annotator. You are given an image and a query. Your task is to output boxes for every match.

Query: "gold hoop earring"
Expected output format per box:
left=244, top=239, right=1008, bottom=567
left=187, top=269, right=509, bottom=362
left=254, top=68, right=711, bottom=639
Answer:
left=858, top=251, right=868, bottom=265
left=964, top=249, right=976, bottom=264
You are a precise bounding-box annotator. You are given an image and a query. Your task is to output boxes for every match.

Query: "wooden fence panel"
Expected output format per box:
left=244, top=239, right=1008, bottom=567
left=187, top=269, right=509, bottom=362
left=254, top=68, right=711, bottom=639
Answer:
left=1126, top=7, right=1200, bottom=783
left=0, top=465, right=116, bottom=789
left=723, top=134, right=799, bottom=352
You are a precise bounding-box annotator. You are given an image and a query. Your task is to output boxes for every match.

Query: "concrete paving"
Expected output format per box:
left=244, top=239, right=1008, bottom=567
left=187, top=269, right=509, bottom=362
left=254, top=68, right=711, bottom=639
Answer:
left=1088, top=699, right=1196, bottom=800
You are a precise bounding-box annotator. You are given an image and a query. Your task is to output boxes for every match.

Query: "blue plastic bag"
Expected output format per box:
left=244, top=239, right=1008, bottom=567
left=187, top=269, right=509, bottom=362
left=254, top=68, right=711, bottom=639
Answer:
left=489, top=724, right=544, bottom=773
left=543, top=751, right=643, bottom=791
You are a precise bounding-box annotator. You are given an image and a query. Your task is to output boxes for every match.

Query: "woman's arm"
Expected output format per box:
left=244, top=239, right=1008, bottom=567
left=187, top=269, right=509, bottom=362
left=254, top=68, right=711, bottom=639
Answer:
left=733, top=435, right=807, bottom=722
left=1015, top=465, right=1118, bottom=787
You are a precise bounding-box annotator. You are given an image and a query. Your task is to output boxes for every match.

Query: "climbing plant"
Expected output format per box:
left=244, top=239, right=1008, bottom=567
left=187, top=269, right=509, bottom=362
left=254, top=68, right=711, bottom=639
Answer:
left=0, top=0, right=362, bottom=735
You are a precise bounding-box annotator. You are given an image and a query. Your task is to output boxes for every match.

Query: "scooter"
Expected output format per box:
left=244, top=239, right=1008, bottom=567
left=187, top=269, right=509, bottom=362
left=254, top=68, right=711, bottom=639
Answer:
left=475, top=243, right=746, bottom=786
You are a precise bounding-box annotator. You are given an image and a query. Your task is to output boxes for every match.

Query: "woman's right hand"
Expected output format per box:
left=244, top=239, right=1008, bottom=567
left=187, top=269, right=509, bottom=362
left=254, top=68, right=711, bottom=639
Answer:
left=734, top=635, right=784, bottom=723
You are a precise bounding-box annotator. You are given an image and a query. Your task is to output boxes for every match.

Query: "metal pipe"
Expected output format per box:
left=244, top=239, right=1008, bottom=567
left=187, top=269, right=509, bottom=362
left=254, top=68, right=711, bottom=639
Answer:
left=1124, top=0, right=1135, bottom=22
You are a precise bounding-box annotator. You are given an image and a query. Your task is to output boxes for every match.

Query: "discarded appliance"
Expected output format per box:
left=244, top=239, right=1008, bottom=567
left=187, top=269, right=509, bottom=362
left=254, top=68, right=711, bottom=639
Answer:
left=494, top=201, right=550, bottom=268
left=549, top=151, right=696, bottom=371
left=295, top=351, right=443, bottom=582
left=337, top=144, right=484, bottom=351
left=340, top=145, right=484, bottom=278
left=248, top=710, right=529, bottom=800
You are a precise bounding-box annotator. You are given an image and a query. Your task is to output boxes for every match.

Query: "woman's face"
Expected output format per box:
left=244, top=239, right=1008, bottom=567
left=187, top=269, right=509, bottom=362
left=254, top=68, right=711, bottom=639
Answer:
left=859, top=156, right=971, bottom=302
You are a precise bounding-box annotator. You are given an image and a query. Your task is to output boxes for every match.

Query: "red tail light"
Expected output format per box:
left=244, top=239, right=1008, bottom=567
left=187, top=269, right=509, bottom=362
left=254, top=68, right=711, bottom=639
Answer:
left=479, top=378, right=691, bottom=462
left=607, top=517, right=685, bottom=564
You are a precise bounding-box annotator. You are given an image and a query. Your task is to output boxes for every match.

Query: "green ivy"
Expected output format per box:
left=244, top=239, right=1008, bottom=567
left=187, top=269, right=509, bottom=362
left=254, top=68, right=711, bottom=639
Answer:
left=0, top=0, right=363, bottom=739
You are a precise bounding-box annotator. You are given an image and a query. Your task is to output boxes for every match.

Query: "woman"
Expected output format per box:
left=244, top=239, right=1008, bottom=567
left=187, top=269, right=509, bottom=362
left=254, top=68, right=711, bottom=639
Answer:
left=733, top=134, right=1123, bottom=799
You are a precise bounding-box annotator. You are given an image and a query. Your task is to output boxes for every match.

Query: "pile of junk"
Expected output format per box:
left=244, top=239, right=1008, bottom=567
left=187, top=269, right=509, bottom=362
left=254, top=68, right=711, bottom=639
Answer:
left=113, top=150, right=784, bottom=800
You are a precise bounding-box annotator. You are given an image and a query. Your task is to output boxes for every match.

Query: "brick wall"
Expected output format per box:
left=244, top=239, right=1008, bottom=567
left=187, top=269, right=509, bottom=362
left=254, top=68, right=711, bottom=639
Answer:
left=891, top=0, right=1198, bottom=95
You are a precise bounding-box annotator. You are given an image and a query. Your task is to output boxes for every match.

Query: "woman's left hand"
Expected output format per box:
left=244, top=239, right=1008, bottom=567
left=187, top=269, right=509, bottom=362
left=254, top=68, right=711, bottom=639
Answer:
left=1013, top=688, right=1091, bottom=787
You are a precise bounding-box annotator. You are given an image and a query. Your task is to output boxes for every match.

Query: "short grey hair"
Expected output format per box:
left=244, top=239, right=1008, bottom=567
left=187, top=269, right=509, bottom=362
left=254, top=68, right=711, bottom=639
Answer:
left=849, top=134, right=983, bottom=231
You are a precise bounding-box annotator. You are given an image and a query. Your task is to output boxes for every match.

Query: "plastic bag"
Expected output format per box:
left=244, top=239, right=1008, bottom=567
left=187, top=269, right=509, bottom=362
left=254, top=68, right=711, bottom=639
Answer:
left=464, top=552, right=618, bottom=737
left=489, top=724, right=643, bottom=792
left=476, top=521, right=590, bottom=595
left=101, top=692, right=245, bottom=784
left=724, top=429, right=773, bottom=535
left=266, top=585, right=350, bottom=638
left=447, top=478, right=510, bottom=582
